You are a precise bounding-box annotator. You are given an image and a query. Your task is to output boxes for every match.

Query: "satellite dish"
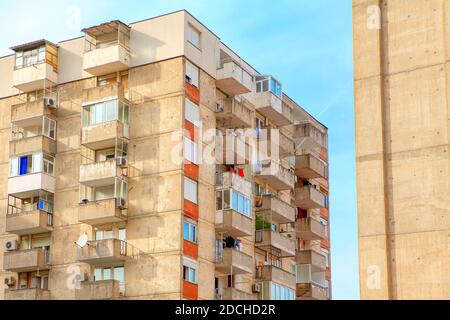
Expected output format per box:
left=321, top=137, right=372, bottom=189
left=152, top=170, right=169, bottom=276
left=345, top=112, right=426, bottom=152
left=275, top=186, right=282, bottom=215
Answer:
left=75, top=233, right=88, bottom=248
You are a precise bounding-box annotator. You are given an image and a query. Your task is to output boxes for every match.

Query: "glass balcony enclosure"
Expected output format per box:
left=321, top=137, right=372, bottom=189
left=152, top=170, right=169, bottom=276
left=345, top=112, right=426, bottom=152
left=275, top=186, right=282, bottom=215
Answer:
left=13, top=42, right=58, bottom=71
left=216, top=189, right=251, bottom=218
left=83, top=21, right=130, bottom=53
left=82, top=99, right=129, bottom=128
left=255, top=75, right=282, bottom=99
left=80, top=177, right=128, bottom=206
left=9, top=152, right=54, bottom=178
left=11, top=116, right=56, bottom=141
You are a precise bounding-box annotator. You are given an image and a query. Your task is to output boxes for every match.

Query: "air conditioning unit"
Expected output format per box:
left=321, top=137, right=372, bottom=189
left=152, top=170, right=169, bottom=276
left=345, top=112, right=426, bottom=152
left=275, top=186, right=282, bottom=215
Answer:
left=215, top=103, right=223, bottom=113
left=252, top=284, right=261, bottom=293
left=5, top=240, right=18, bottom=251
left=116, top=157, right=128, bottom=167
left=4, top=277, right=15, bottom=287
left=115, top=197, right=126, bottom=209
left=43, top=97, right=57, bottom=109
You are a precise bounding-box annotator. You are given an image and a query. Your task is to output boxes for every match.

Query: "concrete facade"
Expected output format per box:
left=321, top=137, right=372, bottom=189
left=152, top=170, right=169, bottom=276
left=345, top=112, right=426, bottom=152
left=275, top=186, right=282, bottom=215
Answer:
left=353, top=0, right=450, bottom=299
left=0, top=10, right=330, bottom=300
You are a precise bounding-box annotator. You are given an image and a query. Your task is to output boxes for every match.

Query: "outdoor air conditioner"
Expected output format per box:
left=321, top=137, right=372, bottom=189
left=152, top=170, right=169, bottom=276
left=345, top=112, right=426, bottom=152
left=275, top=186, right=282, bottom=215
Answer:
left=116, top=157, right=128, bottom=167
left=115, top=197, right=126, bottom=209
left=252, top=284, right=261, bottom=293
left=43, top=97, right=57, bottom=109
left=5, top=240, right=18, bottom=251
left=4, top=277, right=15, bottom=287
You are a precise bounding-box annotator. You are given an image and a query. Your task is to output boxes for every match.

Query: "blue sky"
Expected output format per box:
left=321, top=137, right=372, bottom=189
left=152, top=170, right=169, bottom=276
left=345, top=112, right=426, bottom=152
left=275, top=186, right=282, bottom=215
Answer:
left=0, top=0, right=358, bottom=299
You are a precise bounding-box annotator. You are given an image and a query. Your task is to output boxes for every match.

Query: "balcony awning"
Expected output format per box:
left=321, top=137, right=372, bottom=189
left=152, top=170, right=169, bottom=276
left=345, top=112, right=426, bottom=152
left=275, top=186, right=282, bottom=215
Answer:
left=10, top=39, right=58, bottom=52
left=82, top=20, right=130, bottom=37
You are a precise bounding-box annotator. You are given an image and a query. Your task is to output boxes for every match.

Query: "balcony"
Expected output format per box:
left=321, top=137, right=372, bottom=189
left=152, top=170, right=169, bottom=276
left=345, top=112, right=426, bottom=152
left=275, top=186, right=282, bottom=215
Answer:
left=296, top=218, right=328, bottom=241
left=81, top=121, right=129, bottom=150
left=295, top=154, right=328, bottom=180
left=256, top=265, right=296, bottom=289
left=247, top=91, right=292, bottom=126
left=4, top=288, right=50, bottom=300
left=293, top=185, right=326, bottom=209
left=10, top=135, right=56, bottom=156
left=294, top=122, right=327, bottom=152
left=255, top=229, right=296, bottom=257
left=13, top=63, right=58, bottom=92
left=216, top=97, right=254, bottom=129
left=80, top=160, right=124, bottom=187
left=297, top=283, right=329, bottom=300
left=215, top=248, right=253, bottom=275
left=216, top=288, right=255, bottom=300
left=83, top=83, right=127, bottom=104
left=216, top=131, right=252, bottom=165
left=256, top=159, right=295, bottom=190
left=3, top=248, right=50, bottom=272
left=83, top=44, right=130, bottom=76
left=77, top=238, right=133, bottom=265
left=256, top=195, right=295, bottom=224
left=215, top=210, right=253, bottom=238
left=6, top=210, right=53, bottom=235
left=11, top=98, right=56, bottom=123
left=75, top=280, right=123, bottom=300
left=216, top=172, right=252, bottom=197
left=8, top=173, right=56, bottom=199
left=296, top=250, right=327, bottom=271
left=79, top=198, right=127, bottom=225
left=216, top=58, right=253, bottom=96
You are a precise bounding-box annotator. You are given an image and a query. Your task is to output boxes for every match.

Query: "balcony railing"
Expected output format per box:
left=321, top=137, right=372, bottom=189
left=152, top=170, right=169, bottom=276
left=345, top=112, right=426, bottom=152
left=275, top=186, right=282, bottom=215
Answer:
left=8, top=173, right=56, bottom=199
left=3, top=248, right=50, bottom=272
left=295, top=153, right=328, bottom=180
left=296, top=218, right=328, bottom=241
left=79, top=159, right=125, bottom=186
left=81, top=121, right=129, bottom=150
left=83, top=44, right=131, bottom=76
left=255, top=265, right=296, bottom=289
left=83, top=83, right=127, bottom=104
left=255, top=159, right=295, bottom=191
left=75, top=280, right=123, bottom=300
left=10, top=135, right=56, bottom=156
left=216, top=130, right=252, bottom=165
left=296, top=283, right=329, bottom=300
left=77, top=238, right=136, bottom=264
left=293, top=185, right=327, bottom=209
left=11, top=98, right=56, bottom=123
left=296, top=250, right=327, bottom=271
left=216, top=172, right=252, bottom=197
left=215, top=97, right=254, bottom=129
left=294, top=122, right=327, bottom=152
left=78, top=198, right=127, bottom=225
left=215, top=287, right=256, bottom=300
left=215, top=248, right=253, bottom=275
left=246, top=91, right=293, bottom=126
left=255, top=229, right=296, bottom=257
left=215, top=209, right=253, bottom=238
left=216, top=58, right=253, bottom=96
left=256, top=194, right=295, bottom=224
left=4, top=288, right=50, bottom=300
left=6, top=208, right=53, bottom=235
left=12, top=62, right=58, bottom=92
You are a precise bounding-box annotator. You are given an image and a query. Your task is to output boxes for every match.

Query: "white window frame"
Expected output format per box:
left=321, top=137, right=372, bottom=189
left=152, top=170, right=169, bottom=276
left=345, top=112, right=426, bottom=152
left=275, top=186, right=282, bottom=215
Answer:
left=185, top=61, right=199, bottom=88
left=183, top=265, right=197, bottom=284
left=184, top=137, right=199, bottom=165
left=185, top=98, right=200, bottom=124
left=184, top=177, right=198, bottom=204
left=183, top=219, right=197, bottom=244
left=187, top=24, right=201, bottom=49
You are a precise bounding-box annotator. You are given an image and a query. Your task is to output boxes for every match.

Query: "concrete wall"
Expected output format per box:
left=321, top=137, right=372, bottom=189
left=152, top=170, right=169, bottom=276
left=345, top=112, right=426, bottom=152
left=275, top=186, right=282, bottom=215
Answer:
left=354, top=0, right=450, bottom=299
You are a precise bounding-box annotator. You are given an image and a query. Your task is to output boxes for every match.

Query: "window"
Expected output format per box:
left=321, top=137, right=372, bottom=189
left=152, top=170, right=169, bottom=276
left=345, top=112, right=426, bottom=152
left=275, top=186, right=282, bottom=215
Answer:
left=82, top=100, right=129, bottom=127
left=185, top=61, right=199, bottom=88
left=216, top=189, right=250, bottom=217
left=184, top=138, right=199, bottom=165
left=185, top=99, right=200, bottom=124
left=184, top=177, right=198, bottom=204
left=43, top=117, right=56, bottom=139
left=95, top=229, right=113, bottom=240
left=183, top=219, right=197, bottom=243
left=15, top=46, right=46, bottom=69
left=187, top=24, right=201, bottom=49
left=9, top=153, right=54, bottom=177
left=94, top=266, right=124, bottom=283
left=255, top=76, right=282, bottom=98
left=322, top=248, right=330, bottom=268
left=270, top=282, right=295, bottom=300
left=183, top=265, right=197, bottom=284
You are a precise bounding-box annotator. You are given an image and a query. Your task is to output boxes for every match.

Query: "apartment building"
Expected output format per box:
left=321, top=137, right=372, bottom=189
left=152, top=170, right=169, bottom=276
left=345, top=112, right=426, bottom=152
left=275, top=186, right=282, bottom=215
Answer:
left=0, top=10, right=330, bottom=300
left=354, top=0, right=450, bottom=299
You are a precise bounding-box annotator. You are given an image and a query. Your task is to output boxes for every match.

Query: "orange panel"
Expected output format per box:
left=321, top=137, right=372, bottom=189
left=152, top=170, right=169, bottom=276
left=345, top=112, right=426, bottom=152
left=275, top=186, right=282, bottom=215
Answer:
left=320, top=147, right=328, bottom=162
left=320, top=208, right=329, bottom=220
left=321, top=240, right=330, bottom=250
left=185, top=83, right=200, bottom=105
left=183, top=281, right=198, bottom=300
left=184, top=162, right=199, bottom=180
left=183, top=240, right=199, bottom=259
left=184, top=199, right=199, bottom=221
left=184, top=120, right=199, bottom=142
